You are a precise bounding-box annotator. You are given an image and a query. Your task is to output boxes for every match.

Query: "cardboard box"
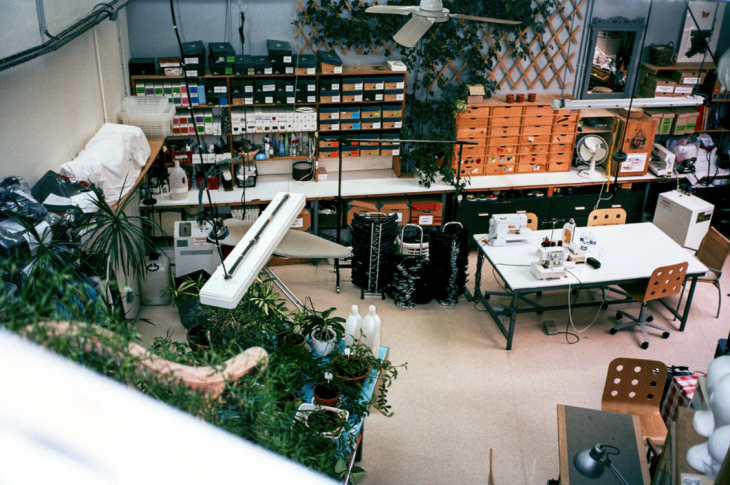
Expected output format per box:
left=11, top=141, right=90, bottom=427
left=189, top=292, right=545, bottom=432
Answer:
left=408, top=195, right=443, bottom=226
left=644, top=109, right=665, bottom=134
left=669, top=107, right=699, bottom=135
left=656, top=108, right=675, bottom=135
left=642, top=75, right=676, bottom=96
left=668, top=70, right=706, bottom=85
left=378, top=196, right=409, bottom=225
left=290, top=207, right=311, bottom=231
left=347, top=198, right=379, bottom=225
left=317, top=49, right=343, bottom=74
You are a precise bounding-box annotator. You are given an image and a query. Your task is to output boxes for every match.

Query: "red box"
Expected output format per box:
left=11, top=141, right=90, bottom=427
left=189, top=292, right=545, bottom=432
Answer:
left=660, top=375, right=697, bottom=427
left=408, top=195, right=443, bottom=226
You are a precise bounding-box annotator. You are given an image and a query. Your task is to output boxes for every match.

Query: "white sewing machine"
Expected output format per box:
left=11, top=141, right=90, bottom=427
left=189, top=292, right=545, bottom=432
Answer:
left=487, top=213, right=531, bottom=247
left=530, top=246, right=567, bottom=279
left=650, top=143, right=675, bottom=177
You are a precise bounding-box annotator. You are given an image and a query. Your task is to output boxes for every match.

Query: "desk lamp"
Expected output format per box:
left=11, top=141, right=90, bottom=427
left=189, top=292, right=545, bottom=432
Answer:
left=573, top=444, right=629, bottom=485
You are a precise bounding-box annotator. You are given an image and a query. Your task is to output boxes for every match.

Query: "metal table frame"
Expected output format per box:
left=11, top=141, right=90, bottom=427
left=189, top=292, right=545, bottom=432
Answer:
left=472, top=245, right=702, bottom=351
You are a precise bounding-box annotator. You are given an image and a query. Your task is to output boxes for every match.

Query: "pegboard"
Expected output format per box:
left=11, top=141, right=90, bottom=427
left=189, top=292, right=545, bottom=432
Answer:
left=294, top=0, right=586, bottom=91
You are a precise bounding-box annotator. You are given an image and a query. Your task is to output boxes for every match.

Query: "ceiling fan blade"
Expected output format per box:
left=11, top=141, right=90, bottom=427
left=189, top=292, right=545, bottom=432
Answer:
left=393, top=15, right=435, bottom=48
left=365, top=5, right=415, bottom=15
left=449, top=13, right=521, bottom=25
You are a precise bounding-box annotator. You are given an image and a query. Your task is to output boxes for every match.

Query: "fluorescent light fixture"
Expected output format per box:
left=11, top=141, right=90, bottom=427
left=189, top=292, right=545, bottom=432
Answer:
left=552, top=95, right=705, bottom=110
left=200, top=192, right=306, bottom=309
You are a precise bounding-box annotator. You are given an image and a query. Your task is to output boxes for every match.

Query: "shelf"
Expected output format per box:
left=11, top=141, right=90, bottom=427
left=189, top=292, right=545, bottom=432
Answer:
left=168, top=133, right=231, bottom=138
left=319, top=99, right=403, bottom=106
left=230, top=99, right=317, bottom=107
left=641, top=62, right=717, bottom=72
left=131, top=65, right=402, bottom=81
left=318, top=128, right=401, bottom=133
left=319, top=64, right=399, bottom=76
left=131, top=70, right=316, bottom=80
left=579, top=126, right=613, bottom=134
left=710, top=99, right=730, bottom=103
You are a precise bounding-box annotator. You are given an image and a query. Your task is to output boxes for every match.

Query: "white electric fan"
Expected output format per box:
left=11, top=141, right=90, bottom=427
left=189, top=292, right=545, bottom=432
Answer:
left=575, top=135, right=609, bottom=180
left=366, top=0, right=521, bottom=48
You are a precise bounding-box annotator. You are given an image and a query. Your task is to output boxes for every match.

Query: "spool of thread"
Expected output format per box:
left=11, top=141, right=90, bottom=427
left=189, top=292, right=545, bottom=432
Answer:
left=528, top=93, right=536, bottom=102
left=516, top=94, right=525, bottom=103
left=506, top=94, right=515, bottom=104
left=292, top=161, right=314, bottom=181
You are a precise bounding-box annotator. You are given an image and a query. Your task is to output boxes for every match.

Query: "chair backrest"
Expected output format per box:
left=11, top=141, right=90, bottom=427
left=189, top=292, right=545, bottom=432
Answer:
left=523, top=212, right=538, bottom=231
left=587, top=208, right=627, bottom=227
left=602, top=358, right=667, bottom=415
left=696, top=227, right=730, bottom=272
left=643, top=262, right=689, bottom=302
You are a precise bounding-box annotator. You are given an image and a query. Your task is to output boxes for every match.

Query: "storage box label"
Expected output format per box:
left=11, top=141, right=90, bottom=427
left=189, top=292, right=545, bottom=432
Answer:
left=334, top=67, right=342, bottom=73
left=263, top=85, right=275, bottom=92
left=184, top=57, right=198, bottom=64
left=675, top=86, right=693, bottom=94
left=286, top=67, right=294, bottom=74
left=419, top=215, right=434, bottom=225
left=283, top=56, right=292, bottom=63
left=307, top=96, right=316, bottom=102
left=372, top=122, right=381, bottom=129
left=621, top=153, right=647, bottom=173
left=308, top=85, right=316, bottom=91
left=655, top=85, right=674, bottom=93
left=291, top=218, right=304, bottom=228
left=307, top=68, right=315, bottom=74
left=389, top=212, right=403, bottom=222
left=683, top=77, right=699, bottom=85
left=264, top=68, right=273, bottom=74
left=396, top=94, right=404, bottom=100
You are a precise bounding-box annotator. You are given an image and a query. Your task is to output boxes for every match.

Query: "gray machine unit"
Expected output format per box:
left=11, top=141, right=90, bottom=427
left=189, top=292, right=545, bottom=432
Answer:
left=653, top=190, right=714, bottom=250
left=174, top=221, right=221, bottom=277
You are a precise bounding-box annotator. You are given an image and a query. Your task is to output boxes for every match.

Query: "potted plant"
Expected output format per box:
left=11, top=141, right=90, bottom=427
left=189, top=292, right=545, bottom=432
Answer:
left=295, top=403, right=349, bottom=440
left=162, top=272, right=207, bottom=329
left=312, top=377, right=342, bottom=407
left=332, top=354, right=371, bottom=384
left=186, top=320, right=211, bottom=354
left=299, top=307, right=345, bottom=357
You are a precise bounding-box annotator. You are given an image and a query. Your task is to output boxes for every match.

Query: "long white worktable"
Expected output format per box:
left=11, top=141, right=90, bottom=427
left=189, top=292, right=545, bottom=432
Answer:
left=472, top=223, right=708, bottom=350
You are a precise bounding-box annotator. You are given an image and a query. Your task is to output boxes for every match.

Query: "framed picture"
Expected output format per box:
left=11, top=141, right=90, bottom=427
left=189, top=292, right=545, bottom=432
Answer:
left=677, top=1, right=725, bottom=63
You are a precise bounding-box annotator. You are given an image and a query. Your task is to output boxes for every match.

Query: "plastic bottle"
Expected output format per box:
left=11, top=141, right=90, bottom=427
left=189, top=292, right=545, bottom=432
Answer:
left=563, top=218, right=576, bottom=244
left=170, top=159, right=189, bottom=200
left=361, top=305, right=382, bottom=355
left=278, top=137, right=286, bottom=157
left=263, top=138, right=270, bottom=160
left=284, top=133, right=290, bottom=156
left=344, top=305, right=363, bottom=347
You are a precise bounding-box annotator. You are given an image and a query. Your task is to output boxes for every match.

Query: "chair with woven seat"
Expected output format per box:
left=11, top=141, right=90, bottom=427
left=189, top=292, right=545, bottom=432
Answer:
left=675, top=227, right=730, bottom=319
left=602, top=358, right=668, bottom=446
left=587, top=208, right=627, bottom=227
left=611, top=262, right=688, bottom=349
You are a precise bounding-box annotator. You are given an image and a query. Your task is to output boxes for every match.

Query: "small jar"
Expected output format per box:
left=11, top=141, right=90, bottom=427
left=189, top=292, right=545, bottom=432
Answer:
left=516, top=94, right=525, bottom=103
left=528, top=93, right=537, bottom=102
left=506, top=94, right=515, bottom=104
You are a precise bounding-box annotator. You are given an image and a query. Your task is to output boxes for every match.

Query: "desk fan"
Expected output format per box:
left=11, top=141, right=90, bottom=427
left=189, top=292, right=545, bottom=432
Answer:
left=576, top=135, right=609, bottom=180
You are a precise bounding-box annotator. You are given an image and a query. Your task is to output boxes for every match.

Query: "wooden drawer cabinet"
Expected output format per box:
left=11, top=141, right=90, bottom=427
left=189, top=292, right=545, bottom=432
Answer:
left=488, top=136, right=519, bottom=146
left=524, top=105, right=555, bottom=116
left=517, top=163, right=546, bottom=173
left=523, top=115, right=554, bottom=126
left=519, top=144, right=550, bottom=154
left=520, top=134, right=551, bottom=145
left=457, top=127, right=487, bottom=138
left=551, top=133, right=575, bottom=144
left=519, top=154, right=548, bottom=165
left=490, top=126, right=522, bottom=137
left=492, top=106, right=523, bottom=117
left=491, top=116, right=522, bottom=127
left=487, top=145, right=518, bottom=156
left=485, top=163, right=515, bottom=174
left=522, top=125, right=553, bottom=136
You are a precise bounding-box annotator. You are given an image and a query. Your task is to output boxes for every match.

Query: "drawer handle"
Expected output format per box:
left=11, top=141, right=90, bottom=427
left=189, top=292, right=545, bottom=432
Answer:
left=611, top=204, right=622, bottom=208
left=479, top=213, right=490, bottom=217
left=575, top=206, right=585, bottom=211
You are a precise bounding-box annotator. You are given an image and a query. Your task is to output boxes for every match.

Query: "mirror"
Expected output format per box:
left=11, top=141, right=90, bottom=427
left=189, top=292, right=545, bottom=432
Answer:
left=581, top=17, right=647, bottom=99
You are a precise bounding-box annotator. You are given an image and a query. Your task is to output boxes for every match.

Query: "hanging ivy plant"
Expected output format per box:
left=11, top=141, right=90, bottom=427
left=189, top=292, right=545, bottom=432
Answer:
left=295, top=0, right=562, bottom=194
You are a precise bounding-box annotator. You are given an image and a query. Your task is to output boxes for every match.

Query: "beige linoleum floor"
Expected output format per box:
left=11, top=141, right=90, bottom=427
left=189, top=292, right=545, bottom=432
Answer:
left=138, top=252, right=729, bottom=485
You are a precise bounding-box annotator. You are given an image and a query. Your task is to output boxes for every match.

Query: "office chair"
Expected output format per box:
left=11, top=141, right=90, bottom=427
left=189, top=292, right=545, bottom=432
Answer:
left=587, top=208, right=627, bottom=227
left=517, top=211, right=538, bottom=231
left=611, top=262, right=688, bottom=349
left=675, top=227, right=730, bottom=319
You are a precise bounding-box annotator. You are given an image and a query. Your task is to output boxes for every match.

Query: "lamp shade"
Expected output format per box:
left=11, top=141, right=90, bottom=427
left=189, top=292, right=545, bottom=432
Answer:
left=573, top=444, right=608, bottom=479
left=719, top=49, right=730, bottom=91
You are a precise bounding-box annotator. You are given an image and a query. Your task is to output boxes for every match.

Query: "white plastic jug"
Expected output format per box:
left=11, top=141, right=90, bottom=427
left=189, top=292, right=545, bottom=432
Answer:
left=170, top=159, right=189, bottom=201
left=344, top=305, right=363, bottom=346
left=140, top=253, right=172, bottom=306
left=361, top=305, right=381, bottom=356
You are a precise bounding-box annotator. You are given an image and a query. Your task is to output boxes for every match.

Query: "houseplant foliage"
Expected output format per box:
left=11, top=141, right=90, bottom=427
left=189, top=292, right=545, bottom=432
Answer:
left=295, top=0, right=560, bottom=192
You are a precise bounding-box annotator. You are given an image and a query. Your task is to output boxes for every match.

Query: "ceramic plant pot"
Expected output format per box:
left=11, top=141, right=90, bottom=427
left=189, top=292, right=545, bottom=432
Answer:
left=313, top=383, right=341, bottom=407
left=311, top=327, right=337, bottom=357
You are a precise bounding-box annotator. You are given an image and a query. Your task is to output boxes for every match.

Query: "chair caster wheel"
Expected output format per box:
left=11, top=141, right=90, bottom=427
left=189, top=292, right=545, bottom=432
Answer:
left=641, top=342, right=649, bottom=350
left=609, top=328, right=617, bottom=335
left=646, top=315, right=654, bottom=322
left=537, top=311, right=543, bottom=315
left=536, top=291, right=543, bottom=297
left=615, top=312, right=622, bottom=320
left=336, top=287, right=341, bottom=294
left=662, top=332, right=670, bottom=339
left=572, top=289, right=578, bottom=295
left=485, top=294, right=490, bottom=300
left=602, top=303, right=609, bottom=310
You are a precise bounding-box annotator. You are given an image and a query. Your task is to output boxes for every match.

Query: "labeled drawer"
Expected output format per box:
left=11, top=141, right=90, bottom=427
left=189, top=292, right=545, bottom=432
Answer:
left=549, top=152, right=572, bottom=163
left=519, top=154, right=548, bottom=165
left=550, top=143, right=572, bottom=153
left=488, top=136, right=519, bottom=146
left=460, top=106, right=491, bottom=118
left=382, top=118, right=402, bottom=129
left=517, top=163, right=546, bottom=173
left=343, top=91, right=363, bottom=102
left=456, top=117, right=488, bottom=128
left=490, top=126, right=521, bottom=137
left=518, top=144, right=550, bottom=155
left=459, top=165, right=484, bottom=177
left=362, top=119, right=381, bottom=130
left=553, top=123, right=577, bottom=133
left=491, top=116, right=522, bottom=127
left=520, top=134, right=551, bottom=145
left=523, top=115, right=554, bottom=126
left=487, top=145, right=518, bottom=156
left=554, top=113, right=579, bottom=125
left=492, top=106, right=523, bottom=117
left=457, top=127, right=488, bottom=137
left=524, top=105, right=555, bottom=116
left=457, top=136, right=487, bottom=145
left=364, top=78, right=384, bottom=90
left=551, top=133, right=575, bottom=144
left=485, top=163, right=515, bottom=174
left=487, top=154, right=517, bottom=164
left=453, top=156, right=485, bottom=169
left=522, top=125, right=552, bottom=136
left=547, top=161, right=571, bottom=172
left=463, top=146, right=487, bottom=157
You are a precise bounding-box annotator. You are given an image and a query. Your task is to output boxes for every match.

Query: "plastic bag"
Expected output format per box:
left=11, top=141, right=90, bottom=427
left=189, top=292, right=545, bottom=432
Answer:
left=0, top=176, right=47, bottom=222
left=31, top=171, right=95, bottom=213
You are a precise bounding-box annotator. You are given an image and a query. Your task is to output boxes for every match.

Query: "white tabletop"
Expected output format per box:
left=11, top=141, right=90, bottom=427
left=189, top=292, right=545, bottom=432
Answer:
left=474, top=223, right=708, bottom=292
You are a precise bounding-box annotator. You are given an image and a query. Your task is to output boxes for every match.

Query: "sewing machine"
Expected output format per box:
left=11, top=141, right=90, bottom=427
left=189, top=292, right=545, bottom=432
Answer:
left=530, top=246, right=567, bottom=280
left=487, top=213, right=531, bottom=247
left=650, top=143, right=675, bottom=177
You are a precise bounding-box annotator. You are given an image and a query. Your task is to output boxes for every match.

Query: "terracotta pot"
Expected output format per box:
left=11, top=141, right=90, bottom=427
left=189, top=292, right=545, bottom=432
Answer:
left=333, top=355, right=371, bottom=384
left=528, top=93, right=536, bottom=102
left=313, top=383, right=341, bottom=407
left=283, top=332, right=306, bottom=348
left=186, top=323, right=210, bottom=353
left=516, top=94, right=525, bottom=103
left=506, top=94, right=515, bottom=104
left=277, top=391, right=297, bottom=410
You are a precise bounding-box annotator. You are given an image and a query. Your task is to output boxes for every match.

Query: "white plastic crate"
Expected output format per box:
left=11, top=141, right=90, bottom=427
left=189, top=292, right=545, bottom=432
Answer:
left=121, top=96, right=170, bottom=114
left=119, top=97, right=175, bottom=137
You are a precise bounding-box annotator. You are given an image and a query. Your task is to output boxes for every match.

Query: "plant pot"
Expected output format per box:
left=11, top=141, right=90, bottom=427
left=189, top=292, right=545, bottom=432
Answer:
left=283, top=332, right=306, bottom=348
left=177, top=298, right=201, bottom=329
left=295, top=403, right=349, bottom=440
left=277, top=391, right=298, bottom=410
left=332, top=355, right=371, bottom=384
left=311, top=327, right=337, bottom=357
left=186, top=323, right=210, bottom=353
left=313, top=382, right=341, bottom=407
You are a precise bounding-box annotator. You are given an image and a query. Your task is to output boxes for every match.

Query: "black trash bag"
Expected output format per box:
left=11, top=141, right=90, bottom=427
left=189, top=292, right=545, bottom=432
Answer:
left=429, top=224, right=470, bottom=306
left=0, top=176, right=47, bottom=222
left=0, top=227, right=31, bottom=261
left=31, top=171, right=93, bottom=213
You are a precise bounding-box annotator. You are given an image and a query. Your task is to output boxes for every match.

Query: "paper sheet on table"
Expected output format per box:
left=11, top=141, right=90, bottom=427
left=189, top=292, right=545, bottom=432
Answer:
left=43, top=194, right=73, bottom=207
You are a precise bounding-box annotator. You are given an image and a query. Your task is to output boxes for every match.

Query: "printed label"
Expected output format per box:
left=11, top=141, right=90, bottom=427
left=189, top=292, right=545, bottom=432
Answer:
left=184, top=57, right=198, bottom=64
left=655, top=85, right=674, bottom=93
left=621, top=153, right=647, bottom=173
left=395, top=122, right=402, bottom=128
left=263, top=85, right=275, bottom=92
left=286, top=67, right=294, bottom=74
left=287, top=97, right=295, bottom=104
left=286, top=85, right=294, bottom=92
left=265, top=96, right=273, bottom=104
left=419, top=215, right=434, bottom=225
left=683, top=77, right=699, bottom=85
left=375, top=83, right=384, bottom=90
left=307, top=96, right=316, bottom=102
left=397, top=82, right=404, bottom=88
left=291, top=218, right=304, bottom=228
left=332, top=96, right=341, bottom=102
left=226, top=56, right=235, bottom=63
left=283, top=56, right=292, bottom=63
left=332, top=84, right=340, bottom=90
left=373, top=123, right=381, bottom=129
left=332, top=113, right=340, bottom=119
left=308, top=85, right=316, bottom=91
left=186, top=70, right=198, bottom=77
left=307, top=68, right=315, bottom=74
left=675, top=86, right=693, bottom=94
left=247, top=68, right=255, bottom=75
left=264, top=68, right=273, bottom=74
left=389, top=212, right=403, bottom=222
left=354, top=95, right=363, bottom=102
left=396, top=94, right=404, bottom=100
left=334, top=67, right=342, bottom=73
left=376, top=94, right=384, bottom=100
left=332, top=124, right=340, bottom=130
left=355, top=83, right=363, bottom=90
left=393, top=149, right=400, bottom=155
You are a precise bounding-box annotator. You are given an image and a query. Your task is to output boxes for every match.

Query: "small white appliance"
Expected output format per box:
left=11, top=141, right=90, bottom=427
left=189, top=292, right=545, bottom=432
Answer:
left=575, top=135, right=609, bottom=180
left=530, top=247, right=567, bottom=280
left=487, top=213, right=530, bottom=246
left=653, top=190, right=714, bottom=250
left=174, top=220, right=221, bottom=277
left=650, top=143, right=676, bottom=177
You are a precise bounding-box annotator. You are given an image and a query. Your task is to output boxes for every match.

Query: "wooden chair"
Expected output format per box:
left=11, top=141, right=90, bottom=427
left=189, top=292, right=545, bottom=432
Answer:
left=602, top=358, right=668, bottom=446
left=675, top=227, right=730, bottom=319
left=587, top=208, right=627, bottom=227
left=611, top=262, right=688, bottom=349
left=517, top=211, right=539, bottom=231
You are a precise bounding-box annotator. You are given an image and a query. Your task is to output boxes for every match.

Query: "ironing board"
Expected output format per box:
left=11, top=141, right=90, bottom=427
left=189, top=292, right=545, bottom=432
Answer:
left=222, top=219, right=352, bottom=310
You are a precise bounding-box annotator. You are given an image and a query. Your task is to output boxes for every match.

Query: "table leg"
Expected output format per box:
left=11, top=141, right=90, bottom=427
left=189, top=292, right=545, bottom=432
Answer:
left=506, top=293, right=518, bottom=351
left=356, top=427, right=363, bottom=462
left=679, top=276, right=699, bottom=332
left=474, top=249, right=484, bottom=298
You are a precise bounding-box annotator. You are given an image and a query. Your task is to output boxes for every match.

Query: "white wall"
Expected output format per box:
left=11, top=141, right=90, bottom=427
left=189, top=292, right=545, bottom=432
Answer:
left=0, top=9, right=131, bottom=186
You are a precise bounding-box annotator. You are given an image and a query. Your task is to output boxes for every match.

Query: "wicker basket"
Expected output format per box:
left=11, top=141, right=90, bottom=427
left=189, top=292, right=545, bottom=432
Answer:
left=649, top=42, right=674, bottom=67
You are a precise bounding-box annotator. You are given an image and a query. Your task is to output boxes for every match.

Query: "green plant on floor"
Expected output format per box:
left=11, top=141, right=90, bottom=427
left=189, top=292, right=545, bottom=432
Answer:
left=295, top=0, right=561, bottom=190
left=161, top=272, right=206, bottom=308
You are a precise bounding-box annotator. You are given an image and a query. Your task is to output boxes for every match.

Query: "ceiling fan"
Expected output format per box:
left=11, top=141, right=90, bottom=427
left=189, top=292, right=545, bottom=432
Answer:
left=366, top=0, right=521, bottom=48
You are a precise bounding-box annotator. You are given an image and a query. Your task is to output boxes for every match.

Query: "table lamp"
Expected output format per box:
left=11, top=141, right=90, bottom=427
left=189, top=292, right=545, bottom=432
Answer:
left=573, top=444, right=629, bottom=485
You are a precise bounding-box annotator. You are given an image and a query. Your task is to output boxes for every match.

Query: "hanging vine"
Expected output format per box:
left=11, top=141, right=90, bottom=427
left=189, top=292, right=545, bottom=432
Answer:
left=295, top=0, right=564, bottom=193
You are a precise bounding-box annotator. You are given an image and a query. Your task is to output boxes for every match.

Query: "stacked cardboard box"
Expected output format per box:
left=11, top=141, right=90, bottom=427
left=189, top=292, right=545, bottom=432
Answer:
left=668, top=107, right=700, bottom=135
left=640, top=74, right=676, bottom=98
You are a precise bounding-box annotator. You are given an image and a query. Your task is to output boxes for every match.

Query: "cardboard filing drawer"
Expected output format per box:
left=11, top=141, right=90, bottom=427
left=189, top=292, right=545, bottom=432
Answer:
left=484, top=163, right=515, bottom=175
left=383, top=117, right=402, bottom=129
left=361, top=105, right=381, bottom=118
left=341, top=119, right=361, bottom=130
left=488, top=136, right=519, bottom=146
left=319, top=146, right=339, bottom=158
left=319, top=135, right=339, bottom=148
left=491, top=116, right=522, bottom=127
left=518, top=144, right=550, bottom=155
left=342, top=91, right=363, bottom=103
left=320, top=119, right=341, bottom=131
left=364, top=77, right=384, bottom=90
left=319, top=107, right=339, bottom=120
left=408, top=196, right=443, bottom=225
left=523, top=115, right=554, bottom=126
left=492, top=106, right=523, bottom=117
left=520, top=134, right=551, bottom=144
left=522, top=125, right=552, bottom=136
left=548, top=161, right=571, bottom=172
left=384, top=76, right=405, bottom=90
left=320, top=77, right=341, bottom=91
left=551, top=133, right=575, bottom=144
left=362, top=118, right=381, bottom=130
left=457, top=127, right=487, bottom=138
left=490, top=126, right=521, bottom=137
left=517, top=163, right=546, bottom=173
left=384, top=89, right=405, bottom=101
left=342, top=77, right=363, bottom=91
left=524, top=105, right=554, bottom=116
left=548, top=195, right=596, bottom=219
left=383, top=104, right=402, bottom=117
left=364, top=90, right=384, bottom=102
left=340, top=106, right=360, bottom=119
left=347, top=198, right=379, bottom=225
left=378, top=196, right=409, bottom=224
